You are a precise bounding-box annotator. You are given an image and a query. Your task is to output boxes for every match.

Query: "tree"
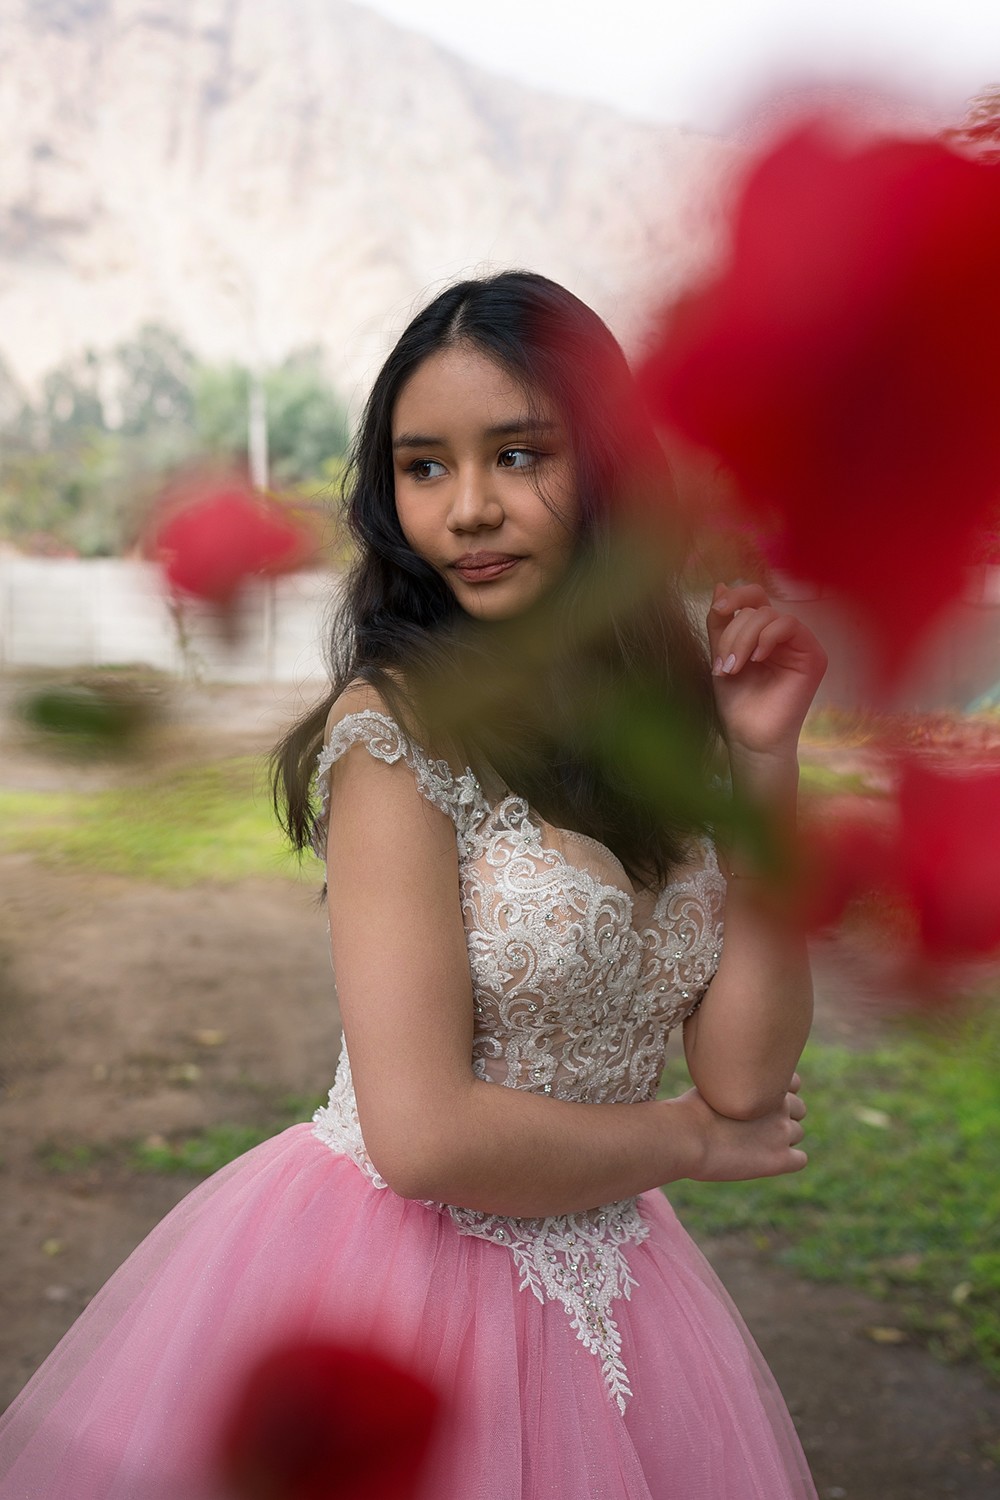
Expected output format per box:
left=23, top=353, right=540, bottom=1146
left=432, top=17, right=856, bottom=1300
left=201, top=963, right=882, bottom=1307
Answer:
left=37, top=349, right=104, bottom=449
left=0, top=354, right=28, bottom=434
left=113, top=324, right=197, bottom=437
left=192, top=349, right=349, bottom=486
left=0, top=329, right=350, bottom=555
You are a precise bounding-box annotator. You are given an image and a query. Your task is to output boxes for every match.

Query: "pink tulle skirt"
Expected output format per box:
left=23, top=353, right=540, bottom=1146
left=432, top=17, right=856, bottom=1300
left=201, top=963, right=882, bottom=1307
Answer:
left=0, top=1124, right=816, bottom=1499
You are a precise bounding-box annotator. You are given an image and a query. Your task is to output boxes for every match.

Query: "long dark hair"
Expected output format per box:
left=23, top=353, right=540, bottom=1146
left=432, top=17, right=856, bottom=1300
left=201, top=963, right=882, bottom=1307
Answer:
left=272, top=270, right=721, bottom=885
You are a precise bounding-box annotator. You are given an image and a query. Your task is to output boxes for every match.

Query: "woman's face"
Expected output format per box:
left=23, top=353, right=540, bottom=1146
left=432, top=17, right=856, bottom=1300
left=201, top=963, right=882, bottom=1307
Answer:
left=392, top=344, right=580, bottom=620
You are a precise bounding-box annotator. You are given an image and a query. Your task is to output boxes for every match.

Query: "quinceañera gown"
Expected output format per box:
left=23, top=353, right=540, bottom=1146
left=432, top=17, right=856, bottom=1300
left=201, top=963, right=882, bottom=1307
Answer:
left=0, top=710, right=816, bottom=1500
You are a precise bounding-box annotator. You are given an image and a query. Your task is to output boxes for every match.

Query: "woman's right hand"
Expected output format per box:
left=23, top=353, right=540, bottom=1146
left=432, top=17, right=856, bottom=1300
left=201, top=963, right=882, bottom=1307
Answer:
left=668, top=1074, right=808, bottom=1182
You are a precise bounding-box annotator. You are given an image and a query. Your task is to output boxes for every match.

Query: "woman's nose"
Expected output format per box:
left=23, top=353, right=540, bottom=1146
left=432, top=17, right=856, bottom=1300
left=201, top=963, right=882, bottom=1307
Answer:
left=447, top=467, right=504, bottom=531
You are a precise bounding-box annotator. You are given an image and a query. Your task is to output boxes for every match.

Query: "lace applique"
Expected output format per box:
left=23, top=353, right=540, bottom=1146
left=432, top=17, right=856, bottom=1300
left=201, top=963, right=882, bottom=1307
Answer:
left=460, top=802, right=725, bottom=1105
left=636, top=849, right=726, bottom=1031
left=312, top=709, right=490, bottom=856
left=445, top=1199, right=648, bottom=1413
left=312, top=1045, right=387, bottom=1190
left=312, top=1047, right=650, bottom=1410
left=310, top=707, right=726, bottom=1410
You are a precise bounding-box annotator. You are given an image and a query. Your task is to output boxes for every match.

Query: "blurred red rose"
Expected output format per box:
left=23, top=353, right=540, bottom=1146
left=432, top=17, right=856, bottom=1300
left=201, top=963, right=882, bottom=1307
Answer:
left=642, top=114, right=1000, bottom=683
left=896, top=755, right=1000, bottom=960
left=799, top=753, right=1000, bottom=965
left=797, top=807, right=894, bottom=933
left=218, top=1339, right=441, bottom=1500
left=149, top=473, right=309, bottom=605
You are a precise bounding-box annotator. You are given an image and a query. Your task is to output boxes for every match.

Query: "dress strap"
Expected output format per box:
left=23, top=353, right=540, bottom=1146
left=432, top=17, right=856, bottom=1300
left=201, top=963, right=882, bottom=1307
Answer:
left=312, top=709, right=490, bottom=856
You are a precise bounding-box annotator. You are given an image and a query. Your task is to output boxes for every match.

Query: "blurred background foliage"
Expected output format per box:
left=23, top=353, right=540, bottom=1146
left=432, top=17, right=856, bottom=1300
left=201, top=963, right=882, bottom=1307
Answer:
left=0, top=325, right=350, bottom=557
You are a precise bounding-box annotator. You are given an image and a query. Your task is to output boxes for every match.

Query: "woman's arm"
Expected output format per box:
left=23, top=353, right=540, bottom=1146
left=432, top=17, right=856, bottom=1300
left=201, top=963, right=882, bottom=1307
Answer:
left=325, top=690, right=807, bottom=1220
left=683, top=583, right=827, bottom=1121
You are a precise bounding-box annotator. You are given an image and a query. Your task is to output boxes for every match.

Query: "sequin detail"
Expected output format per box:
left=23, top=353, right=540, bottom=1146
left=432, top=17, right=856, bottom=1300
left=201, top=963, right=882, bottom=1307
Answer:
left=445, top=1200, right=648, bottom=1414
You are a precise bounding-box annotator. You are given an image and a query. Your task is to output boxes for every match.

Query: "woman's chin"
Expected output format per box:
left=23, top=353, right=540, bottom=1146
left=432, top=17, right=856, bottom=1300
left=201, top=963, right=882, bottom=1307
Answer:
left=450, top=573, right=540, bottom=620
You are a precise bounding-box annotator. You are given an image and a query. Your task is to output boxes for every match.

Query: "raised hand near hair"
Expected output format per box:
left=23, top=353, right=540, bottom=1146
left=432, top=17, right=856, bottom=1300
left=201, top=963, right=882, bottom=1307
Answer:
left=686, top=591, right=818, bottom=1125
left=668, top=1073, right=808, bottom=1183
left=708, top=583, right=827, bottom=763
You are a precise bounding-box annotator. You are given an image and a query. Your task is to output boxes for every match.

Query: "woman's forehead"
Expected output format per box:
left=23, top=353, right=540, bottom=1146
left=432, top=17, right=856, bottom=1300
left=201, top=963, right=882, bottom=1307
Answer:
left=393, top=345, right=557, bottom=436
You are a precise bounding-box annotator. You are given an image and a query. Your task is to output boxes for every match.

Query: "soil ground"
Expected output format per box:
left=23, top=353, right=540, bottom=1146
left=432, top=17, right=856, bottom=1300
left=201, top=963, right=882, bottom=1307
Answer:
left=1, top=677, right=998, bottom=1499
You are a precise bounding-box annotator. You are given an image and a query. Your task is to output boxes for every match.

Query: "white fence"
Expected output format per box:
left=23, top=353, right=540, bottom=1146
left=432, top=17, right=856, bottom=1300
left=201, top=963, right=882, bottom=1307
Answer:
left=0, top=559, right=336, bottom=684
left=1, top=557, right=999, bottom=708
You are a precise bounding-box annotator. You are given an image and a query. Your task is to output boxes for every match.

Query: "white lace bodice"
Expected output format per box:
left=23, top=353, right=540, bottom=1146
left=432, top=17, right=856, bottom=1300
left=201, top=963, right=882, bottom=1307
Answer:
left=311, top=709, right=726, bottom=1410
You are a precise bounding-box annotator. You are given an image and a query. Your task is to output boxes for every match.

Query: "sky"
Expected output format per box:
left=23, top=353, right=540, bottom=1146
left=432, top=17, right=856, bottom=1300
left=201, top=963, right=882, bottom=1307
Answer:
left=357, top=0, right=999, bottom=130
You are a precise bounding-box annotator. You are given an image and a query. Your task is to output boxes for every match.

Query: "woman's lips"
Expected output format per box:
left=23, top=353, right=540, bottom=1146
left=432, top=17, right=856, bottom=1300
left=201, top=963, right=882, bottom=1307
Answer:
left=451, top=555, right=522, bottom=583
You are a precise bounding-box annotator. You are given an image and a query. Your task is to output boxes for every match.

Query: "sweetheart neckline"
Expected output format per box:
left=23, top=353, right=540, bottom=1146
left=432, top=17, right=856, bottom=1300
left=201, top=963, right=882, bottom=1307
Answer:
left=320, top=709, right=721, bottom=923
left=485, top=791, right=720, bottom=935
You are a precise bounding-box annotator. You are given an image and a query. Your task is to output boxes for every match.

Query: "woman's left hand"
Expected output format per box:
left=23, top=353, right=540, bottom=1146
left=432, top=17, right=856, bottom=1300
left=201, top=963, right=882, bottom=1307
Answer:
left=707, top=582, right=827, bottom=760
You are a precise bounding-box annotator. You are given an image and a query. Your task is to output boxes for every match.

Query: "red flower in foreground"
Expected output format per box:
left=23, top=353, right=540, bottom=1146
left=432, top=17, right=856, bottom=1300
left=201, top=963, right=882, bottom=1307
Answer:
left=797, top=806, right=895, bottom=935
left=896, top=756, right=1000, bottom=960
left=801, top=755, right=1000, bottom=965
left=218, top=1340, right=441, bottom=1500
left=149, top=474, right=309, bottom=605
left=642, top=114, right=1000, bottom=683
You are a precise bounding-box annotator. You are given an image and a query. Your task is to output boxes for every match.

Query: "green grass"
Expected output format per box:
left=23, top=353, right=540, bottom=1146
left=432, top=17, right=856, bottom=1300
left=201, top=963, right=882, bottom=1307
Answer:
left=128, top=1095, right=323, bottom=1175
left=35, top=1140, right=110, bottom=1175
left=35, top=1098, right=323, bottom=1180
left=131, top=1123, right=285, bottom=1175
left=661, top=1011, right=1000, bottom=1377
left=0, top=758, right=310, bottom=885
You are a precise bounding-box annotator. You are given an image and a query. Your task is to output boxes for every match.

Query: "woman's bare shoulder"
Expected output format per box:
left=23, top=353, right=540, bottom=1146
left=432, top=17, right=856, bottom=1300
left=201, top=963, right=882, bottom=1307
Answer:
left=323, top=679, right=399, bottom=743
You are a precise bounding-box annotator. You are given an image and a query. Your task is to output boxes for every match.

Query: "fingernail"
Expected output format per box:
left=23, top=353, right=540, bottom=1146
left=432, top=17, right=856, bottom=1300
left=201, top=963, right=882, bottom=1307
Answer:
left=712, top=596, right=728, bottom=612
left=713, top=657, right=723, bottom=675
left=722, top=653, right=737, bottom=674
left=750, top=647, right=762, bottom=662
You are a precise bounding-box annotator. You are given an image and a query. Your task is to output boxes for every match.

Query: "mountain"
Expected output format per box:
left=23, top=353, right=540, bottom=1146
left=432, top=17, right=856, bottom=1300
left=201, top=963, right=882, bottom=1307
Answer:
left=0, top=0, right=729, bottom=404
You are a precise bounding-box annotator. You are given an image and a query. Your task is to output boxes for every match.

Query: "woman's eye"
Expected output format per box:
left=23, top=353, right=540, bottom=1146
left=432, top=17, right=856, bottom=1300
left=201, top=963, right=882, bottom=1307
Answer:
left=497, top=448, right=538, bottom=470
left=408, top=459, right=446, bottom=480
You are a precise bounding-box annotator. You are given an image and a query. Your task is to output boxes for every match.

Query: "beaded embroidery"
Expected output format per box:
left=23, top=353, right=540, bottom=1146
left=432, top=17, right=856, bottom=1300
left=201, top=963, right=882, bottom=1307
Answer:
left=445, top=1200, right=649, bottom=1414
left=311, top=710, right=725, bottom=1409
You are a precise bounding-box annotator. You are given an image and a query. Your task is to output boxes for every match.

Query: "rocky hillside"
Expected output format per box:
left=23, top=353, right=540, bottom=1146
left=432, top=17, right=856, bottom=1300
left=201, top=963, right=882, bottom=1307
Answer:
left=0, top=0, right=728, bottom=404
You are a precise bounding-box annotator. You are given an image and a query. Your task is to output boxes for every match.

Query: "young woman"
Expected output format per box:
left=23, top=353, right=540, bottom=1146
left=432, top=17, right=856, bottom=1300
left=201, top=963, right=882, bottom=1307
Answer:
left=0, top=272, right=825, bottom=1499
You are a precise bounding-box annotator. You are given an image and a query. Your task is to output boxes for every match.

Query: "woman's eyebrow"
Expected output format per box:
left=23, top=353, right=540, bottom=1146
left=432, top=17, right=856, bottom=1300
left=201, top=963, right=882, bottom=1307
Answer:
left=393, top=419, right=559, bottom=451
left=484, top=419, right=559, bottom=441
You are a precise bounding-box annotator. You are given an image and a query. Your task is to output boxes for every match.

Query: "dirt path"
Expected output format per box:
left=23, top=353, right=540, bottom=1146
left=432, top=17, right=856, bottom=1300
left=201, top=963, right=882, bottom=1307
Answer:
left=1, top=678, right=998, bottom=1498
